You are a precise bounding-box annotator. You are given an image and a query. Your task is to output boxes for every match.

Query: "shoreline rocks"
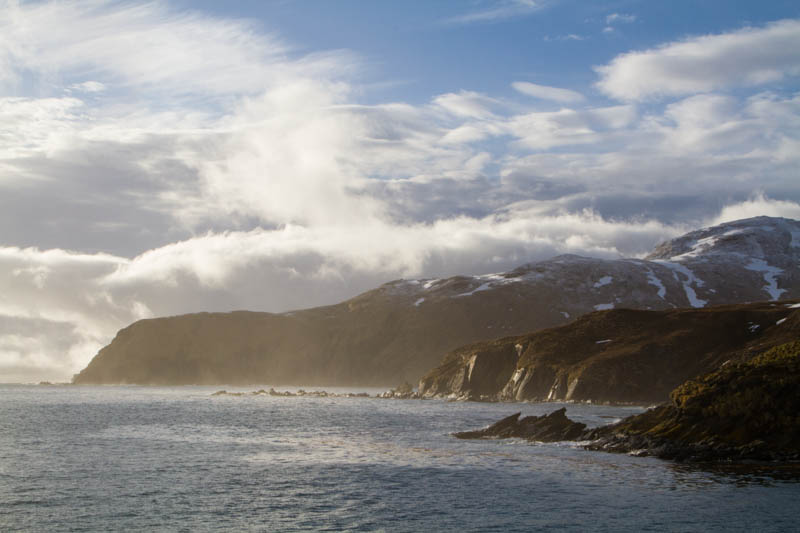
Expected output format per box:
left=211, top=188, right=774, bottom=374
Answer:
left=211, top=388, right=372, bottom=399
left=211, top=384, right=427, bottom=400
left=455, top=341, right=800, bottom=463
left=453, top=408, right=586, bottom=442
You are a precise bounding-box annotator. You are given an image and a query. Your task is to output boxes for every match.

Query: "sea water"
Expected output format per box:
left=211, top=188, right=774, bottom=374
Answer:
left=1, top=385, right=799, bottom=532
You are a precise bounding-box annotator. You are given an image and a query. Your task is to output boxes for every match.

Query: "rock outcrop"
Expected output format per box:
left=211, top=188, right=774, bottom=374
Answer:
left=455, top=341, right=800, bottom=462
left=584, top=341, right=800, bottom=461
left=420, top=301, right=800, bottom=404
left=74, top=217, right=800, bottom=386
left=453, top=408, right=586, bottom=442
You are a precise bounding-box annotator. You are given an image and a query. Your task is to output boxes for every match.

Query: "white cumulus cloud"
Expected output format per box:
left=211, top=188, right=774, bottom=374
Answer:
left=713, top=194, right=800, bottom=224
left=596, top=19, right=800, bottom=101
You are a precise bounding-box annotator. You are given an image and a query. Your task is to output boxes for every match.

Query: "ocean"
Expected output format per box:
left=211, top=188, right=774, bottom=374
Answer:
left=1, top=384, right=799, bottom=532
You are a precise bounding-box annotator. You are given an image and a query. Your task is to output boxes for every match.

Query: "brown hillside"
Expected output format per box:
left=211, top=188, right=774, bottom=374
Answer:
left=419, top=301, right=800, bottom=404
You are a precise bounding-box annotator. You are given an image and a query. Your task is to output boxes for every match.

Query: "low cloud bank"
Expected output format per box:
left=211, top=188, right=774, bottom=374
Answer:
left=3, top=197, right=798, bottom=382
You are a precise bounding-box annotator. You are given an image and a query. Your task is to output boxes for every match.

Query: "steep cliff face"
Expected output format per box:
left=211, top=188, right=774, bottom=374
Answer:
left=414, top=339, right=521, bottom=399
left=454, top=339, right=800, bottom=461
left=418, top=302, right=800, bottom=404
left=74, top=216, right=800, bottom=386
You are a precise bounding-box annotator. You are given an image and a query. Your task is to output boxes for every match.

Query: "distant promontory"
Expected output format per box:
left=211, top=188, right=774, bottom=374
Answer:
left=74, top=216, right=800, bottom=390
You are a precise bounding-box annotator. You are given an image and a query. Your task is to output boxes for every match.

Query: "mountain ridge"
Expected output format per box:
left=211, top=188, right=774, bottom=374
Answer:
left=73, top=216, right=800, bottom=386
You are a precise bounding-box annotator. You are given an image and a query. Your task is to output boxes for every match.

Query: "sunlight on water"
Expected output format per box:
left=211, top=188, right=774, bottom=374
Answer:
left=1, top=385, right=799, bottom=532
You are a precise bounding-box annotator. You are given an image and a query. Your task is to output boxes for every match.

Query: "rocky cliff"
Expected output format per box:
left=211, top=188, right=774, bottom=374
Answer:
left=419, top=301, right=800, bottom=403
left=454, top=339, right=800, bottom=461
left=74, top=216, right=800, bottom=386
left=584, top=340, right=800, bottom=461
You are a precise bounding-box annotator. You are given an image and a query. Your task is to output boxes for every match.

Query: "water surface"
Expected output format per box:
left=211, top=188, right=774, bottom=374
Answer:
left=1, top=385, right=798, bottom=531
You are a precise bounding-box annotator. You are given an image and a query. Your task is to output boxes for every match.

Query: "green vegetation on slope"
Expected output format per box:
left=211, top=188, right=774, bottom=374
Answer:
left=587, top=340, right=800, bottom=460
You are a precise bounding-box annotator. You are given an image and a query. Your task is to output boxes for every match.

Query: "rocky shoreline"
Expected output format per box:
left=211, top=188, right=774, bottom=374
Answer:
left=455, top=341, right=800, bottom=463
left=211, top=381, right=421, bottom=400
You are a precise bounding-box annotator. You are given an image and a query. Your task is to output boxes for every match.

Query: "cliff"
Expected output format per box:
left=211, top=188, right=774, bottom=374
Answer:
left=454, top=340, right=800, bottom=461
left=74, top=216, right=800, bottom=386
left=419, top=301, right=800, bottom=404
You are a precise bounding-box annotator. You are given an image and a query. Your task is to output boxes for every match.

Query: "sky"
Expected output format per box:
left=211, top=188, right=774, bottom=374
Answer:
left=2, top=0, right=800, bottom=382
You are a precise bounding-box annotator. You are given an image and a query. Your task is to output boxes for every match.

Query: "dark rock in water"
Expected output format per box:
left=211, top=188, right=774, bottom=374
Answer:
left=453, top=408, right=587, bottom=442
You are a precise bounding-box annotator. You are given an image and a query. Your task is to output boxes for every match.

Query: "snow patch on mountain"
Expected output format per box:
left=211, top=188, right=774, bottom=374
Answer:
left=654, top=261, right=707, bottom=308
left=669, top=235, right=720, bottom=261
left=453, top=273, right=523, bottom=298
left=454, top=282, right=494, bottom=298
left=745, top=259, right=786, bottom=301
left=645, top=268, right=667, bottom=299
left=593, top=276, right=613, bottom=288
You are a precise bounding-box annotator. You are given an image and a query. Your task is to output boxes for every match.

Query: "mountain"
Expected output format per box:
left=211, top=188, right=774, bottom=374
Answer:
left=418, top=301, right=800, bottom=403
left=73, top=216, right=800, bottom=386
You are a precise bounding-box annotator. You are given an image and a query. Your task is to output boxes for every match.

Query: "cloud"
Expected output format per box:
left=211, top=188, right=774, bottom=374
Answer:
left=606, top=13, right=636, bottom=24
left=68, top=81, right=106, bottom=93
left=596, top=19, right=800, bottom=101
left=0, top=96, right=86, bottom=159
left=1, top=1, right=799, bottom=382
left=0, top=246, right=132, bottom=382
left=434, top=91, right=499, bottom=119
left=512, top=81, right=586, bottom=103
left=506, top=104, right=637, bottom=150
left=713, top=193, right=800, bottom=224
left=498, top=90, right=800, bottom=224
left=544, top=33, right=585, bottom=42
left=446, top=0, right=544, bottom=24
left=0, top=0, right=353, bottom=99
left=0, top=210, right=687, bottom=381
